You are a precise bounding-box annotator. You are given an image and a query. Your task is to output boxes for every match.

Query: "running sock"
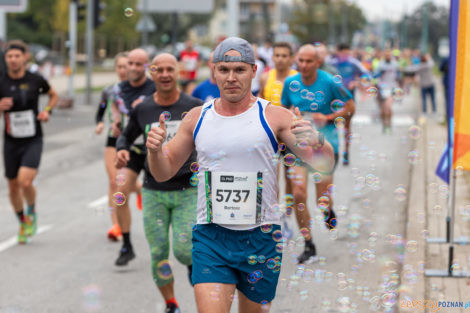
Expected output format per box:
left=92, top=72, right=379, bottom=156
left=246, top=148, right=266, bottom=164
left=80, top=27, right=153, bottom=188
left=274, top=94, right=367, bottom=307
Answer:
left=26, top=203, right=35, bottom=215
left=122, top=232, right=131, bottom=248
left=165, top=297, right=179, bottom=308
left=16, top=210, right=25, bottom=222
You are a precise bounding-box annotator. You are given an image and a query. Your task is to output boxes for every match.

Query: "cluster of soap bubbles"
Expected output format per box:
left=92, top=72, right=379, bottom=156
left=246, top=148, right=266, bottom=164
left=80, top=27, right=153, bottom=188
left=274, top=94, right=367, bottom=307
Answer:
left=188, top=162, right=199, bottom=187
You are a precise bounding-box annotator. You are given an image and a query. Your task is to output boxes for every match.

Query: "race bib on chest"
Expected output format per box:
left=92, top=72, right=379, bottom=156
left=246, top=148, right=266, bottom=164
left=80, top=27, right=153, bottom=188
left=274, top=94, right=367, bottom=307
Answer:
left=8, top=110, right=36, bottom=138
left=205, top=171, right=263, bottom=225
left=183, top=58, right=197, bottom=71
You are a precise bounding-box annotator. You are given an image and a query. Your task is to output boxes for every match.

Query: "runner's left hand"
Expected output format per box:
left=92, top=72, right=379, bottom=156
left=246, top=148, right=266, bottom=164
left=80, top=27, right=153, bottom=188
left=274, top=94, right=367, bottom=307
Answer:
left=37, top=111, right=50, bottom=123
left=291, top=107, right=318, bottom=147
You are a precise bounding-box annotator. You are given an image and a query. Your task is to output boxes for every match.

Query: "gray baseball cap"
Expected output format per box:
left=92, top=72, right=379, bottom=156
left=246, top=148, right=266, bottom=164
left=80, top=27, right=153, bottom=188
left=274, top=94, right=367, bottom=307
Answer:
left=213, top=37, right=255, bottom=65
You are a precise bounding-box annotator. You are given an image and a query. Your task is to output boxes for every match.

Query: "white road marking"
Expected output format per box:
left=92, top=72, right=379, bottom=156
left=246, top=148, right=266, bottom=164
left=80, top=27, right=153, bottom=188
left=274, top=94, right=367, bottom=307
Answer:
left=353, top=114, right=415, bottom=126
left=87, top=195, right=108, bottom=209
left=0, top=224, right=53, bottom=253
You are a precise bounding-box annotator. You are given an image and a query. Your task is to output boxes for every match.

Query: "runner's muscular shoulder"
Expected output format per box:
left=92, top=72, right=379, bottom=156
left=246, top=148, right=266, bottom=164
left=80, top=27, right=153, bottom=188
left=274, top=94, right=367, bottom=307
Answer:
left=264, top=104, right=294, bottom=140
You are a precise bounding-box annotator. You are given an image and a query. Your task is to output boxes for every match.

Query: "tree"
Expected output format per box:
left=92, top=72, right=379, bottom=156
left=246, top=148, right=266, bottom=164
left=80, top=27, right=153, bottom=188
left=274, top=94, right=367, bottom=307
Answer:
left=288, top=0, right=367, bottom=45
left=7, top=0, right=57, bottom=46
left=399, top=2, right=449, bottom=57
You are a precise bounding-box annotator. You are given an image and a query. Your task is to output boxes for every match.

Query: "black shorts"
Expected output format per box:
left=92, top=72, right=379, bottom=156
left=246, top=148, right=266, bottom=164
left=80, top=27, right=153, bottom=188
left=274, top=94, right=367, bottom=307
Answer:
left=106, top=136, right=117, bottom=148
left=3, top=137, right=43, bottom=179
left=126, top=147, right=146, bottom=174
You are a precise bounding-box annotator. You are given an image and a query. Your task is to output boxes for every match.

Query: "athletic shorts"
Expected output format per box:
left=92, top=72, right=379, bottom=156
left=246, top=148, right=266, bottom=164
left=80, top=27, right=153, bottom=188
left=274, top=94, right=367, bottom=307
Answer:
left=3, top=137, right=43, bottom=179
left=192, top=224, right=282, bottom=303
left=106, top=136, right=117, bottom=148
left=126, top=148, right=146, bottom=174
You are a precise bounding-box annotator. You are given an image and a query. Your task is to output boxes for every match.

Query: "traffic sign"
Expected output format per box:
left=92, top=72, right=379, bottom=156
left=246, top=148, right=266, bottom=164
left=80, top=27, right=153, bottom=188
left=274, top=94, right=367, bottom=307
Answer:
left=136, top=15, right=156, bottom=32
left=137, top=0, right=213, bottom=13
left=0, top=0, right=28, bottom=12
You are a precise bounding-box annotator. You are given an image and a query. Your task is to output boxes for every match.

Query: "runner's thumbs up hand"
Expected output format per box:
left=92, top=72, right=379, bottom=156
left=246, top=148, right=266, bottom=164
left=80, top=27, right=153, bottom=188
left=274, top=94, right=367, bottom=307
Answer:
left=146, top=113, right=167, bottom=153
left=291, top=107, right=318, bottom=147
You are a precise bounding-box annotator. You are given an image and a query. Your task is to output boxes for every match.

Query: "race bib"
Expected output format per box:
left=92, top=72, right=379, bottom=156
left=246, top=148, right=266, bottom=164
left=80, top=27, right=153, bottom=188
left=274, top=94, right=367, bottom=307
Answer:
left=205, top=171, right=263, bottom=225
left=9, top=110, right=36, bottom=138
left=149, top=120, right=181, bottom=144
left=183, top=58, right=197, bottom=71
left=380, top=88, right=392, bottom=98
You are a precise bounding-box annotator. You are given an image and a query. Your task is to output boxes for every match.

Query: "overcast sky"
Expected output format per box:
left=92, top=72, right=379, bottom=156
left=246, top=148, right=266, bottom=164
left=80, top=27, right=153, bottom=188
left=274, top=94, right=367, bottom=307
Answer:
left=355, top=0, right=450, bottom=21
left=280, top=0, right=450, bottom=21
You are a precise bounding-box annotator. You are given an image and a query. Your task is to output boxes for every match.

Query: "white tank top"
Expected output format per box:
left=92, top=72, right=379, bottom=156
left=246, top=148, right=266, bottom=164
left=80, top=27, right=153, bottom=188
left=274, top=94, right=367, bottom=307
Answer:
left=193, top=98, right=280, bottom=230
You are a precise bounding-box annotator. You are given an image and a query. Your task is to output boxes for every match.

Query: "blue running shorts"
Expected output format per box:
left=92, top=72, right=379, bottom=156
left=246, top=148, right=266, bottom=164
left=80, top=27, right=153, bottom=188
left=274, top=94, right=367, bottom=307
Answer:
left=192, top=223, right=282, bottom=303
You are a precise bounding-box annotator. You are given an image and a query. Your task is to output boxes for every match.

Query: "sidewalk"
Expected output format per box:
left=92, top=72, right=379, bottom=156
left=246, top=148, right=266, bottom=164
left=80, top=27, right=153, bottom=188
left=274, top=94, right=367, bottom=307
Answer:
left=399, top=114, right=470, bottom=312
left=49, top=72, right=117, bottom=95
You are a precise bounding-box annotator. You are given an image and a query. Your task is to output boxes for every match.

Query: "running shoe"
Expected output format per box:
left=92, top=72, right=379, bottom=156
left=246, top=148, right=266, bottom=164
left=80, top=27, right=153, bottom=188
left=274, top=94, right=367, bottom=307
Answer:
left=187, top=265, right=193, bottom=285
left=298, top=241, right=318, bottom=264
left=165, top=303, right=181, bottom=313
left=25, top=213, right=37, bottom=236
left=323, top=208, right=337, bottom=230
left=18, top=221, right=28, bottom=244
left=107, top=224, right=122, bottom=241
left=136, top=193, right=142, bottom=211
left=343, top=152, right=349, bottom=166
left=115, top=246, right=135, bottom=266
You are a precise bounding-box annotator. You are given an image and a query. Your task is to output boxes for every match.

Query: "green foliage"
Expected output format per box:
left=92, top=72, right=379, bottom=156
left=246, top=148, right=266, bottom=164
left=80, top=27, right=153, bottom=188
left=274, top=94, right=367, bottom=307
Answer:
left=400, top=2, right=449, bottom=56
left=7, top=0, right=57, bottom=46
left=288, top=0, right=366, bottom=45
left=7, top=0, right=211, bottom=52
left=95, top=0, right=140, bottom=42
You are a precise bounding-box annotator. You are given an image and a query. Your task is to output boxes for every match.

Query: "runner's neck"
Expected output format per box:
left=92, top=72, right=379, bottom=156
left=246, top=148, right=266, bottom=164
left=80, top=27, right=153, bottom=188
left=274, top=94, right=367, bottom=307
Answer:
left=8, top=68, right=26, bottom=80
left=215, top=94, right=257, bottom=116
left=275, top=67, right=291, bottom=81
left=301, top=70, right=318, bottom=86
left=129, top=76, right=147, bottom=88
left=154, top=89, right=181, bottom=107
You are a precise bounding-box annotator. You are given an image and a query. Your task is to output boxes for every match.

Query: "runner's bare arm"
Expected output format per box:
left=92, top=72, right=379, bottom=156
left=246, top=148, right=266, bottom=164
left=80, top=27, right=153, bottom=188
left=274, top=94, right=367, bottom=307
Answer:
left=45, top=87, right=59, bottom=111
left=147, top=106, right=201, bottom=182
left=266, top=105, right=335, bottom=172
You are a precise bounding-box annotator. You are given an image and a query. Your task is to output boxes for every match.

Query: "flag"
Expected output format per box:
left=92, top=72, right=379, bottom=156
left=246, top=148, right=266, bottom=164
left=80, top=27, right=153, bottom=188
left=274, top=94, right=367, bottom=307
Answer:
left=435, top=0, right=459, bottom=183
left=452, top=0, right=470, bottom=170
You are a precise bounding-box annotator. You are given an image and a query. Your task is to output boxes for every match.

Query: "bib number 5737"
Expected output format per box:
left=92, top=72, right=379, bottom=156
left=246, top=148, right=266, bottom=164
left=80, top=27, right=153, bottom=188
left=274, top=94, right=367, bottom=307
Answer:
left=205, top=171, right=263, bottom=225
left=215, top=189, right=250, bottom=203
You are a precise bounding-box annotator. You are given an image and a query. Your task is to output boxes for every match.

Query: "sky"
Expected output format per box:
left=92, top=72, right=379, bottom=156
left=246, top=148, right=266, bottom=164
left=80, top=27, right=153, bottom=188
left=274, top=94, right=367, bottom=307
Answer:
left=355, top=0, right=450, bottom=21
left=279, top=0, right=450, bottom=21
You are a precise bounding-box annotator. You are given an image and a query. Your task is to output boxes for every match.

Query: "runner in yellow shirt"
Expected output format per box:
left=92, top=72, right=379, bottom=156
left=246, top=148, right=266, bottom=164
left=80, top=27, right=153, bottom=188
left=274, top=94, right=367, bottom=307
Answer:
left=259, top=42, right=297, bottom=106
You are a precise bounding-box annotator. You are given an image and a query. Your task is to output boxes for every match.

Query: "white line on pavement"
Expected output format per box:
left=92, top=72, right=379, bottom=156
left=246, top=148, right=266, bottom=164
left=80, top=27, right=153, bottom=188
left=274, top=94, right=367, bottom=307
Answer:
left=353, top=114, right=415, bottom=126
left=87, top=195, right=108, bottom=209
left=0, top=224, right=53, bottom=253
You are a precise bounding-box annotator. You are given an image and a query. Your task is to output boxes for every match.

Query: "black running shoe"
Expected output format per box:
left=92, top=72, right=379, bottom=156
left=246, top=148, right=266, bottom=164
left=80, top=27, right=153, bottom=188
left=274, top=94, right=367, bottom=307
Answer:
left=298, top=241, right=319, bottom=264
left=115, top=246, right=135, bottom=266
left=323, top=209, right=337, bottom=230
left=165, top=303, right=181, bottom=313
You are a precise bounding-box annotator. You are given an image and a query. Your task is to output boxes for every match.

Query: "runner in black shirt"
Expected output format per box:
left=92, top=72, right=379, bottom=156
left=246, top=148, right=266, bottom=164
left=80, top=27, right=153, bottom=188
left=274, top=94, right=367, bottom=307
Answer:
left=94, top=52, right=129, bottom=242
left=0, top=40, right=58, bottom=244
left=116, top=53, right=202, bottom=313
left=111, top=48, right=156, bottom=266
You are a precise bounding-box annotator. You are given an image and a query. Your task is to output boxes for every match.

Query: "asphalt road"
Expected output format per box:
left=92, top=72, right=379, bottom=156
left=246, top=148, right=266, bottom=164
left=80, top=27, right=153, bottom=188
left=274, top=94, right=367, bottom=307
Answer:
left=0, top=88, right=425, bottom=313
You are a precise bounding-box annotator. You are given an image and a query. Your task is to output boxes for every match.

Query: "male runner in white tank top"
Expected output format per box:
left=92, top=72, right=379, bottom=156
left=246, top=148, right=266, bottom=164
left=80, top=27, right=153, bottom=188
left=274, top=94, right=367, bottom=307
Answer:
left=145, top=37, right=334, bottom=313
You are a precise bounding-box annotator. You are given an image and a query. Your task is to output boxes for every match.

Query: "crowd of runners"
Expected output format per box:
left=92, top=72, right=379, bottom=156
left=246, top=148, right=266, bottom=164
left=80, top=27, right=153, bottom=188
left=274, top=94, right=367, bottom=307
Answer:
left=0, top=37, right=441, bottom=313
